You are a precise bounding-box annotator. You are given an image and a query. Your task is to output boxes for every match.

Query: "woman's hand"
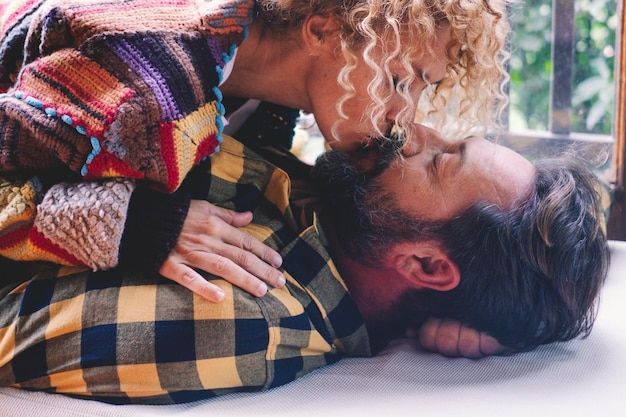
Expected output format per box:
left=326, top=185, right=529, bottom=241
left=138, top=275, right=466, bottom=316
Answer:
left=159, top=200, right=285, bottom=302
left=409, top=317, right=509, bottom=358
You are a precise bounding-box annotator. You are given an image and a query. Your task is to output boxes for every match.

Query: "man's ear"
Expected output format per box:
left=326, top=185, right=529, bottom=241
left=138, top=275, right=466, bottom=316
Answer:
left=301, top=14, right=340, bottom=54
left=392, top=242, right=461, bottom=292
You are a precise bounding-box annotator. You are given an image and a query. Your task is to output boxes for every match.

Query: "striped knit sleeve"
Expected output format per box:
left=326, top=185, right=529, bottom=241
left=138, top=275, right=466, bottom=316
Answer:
left=0, top=0, right=252, bottom=193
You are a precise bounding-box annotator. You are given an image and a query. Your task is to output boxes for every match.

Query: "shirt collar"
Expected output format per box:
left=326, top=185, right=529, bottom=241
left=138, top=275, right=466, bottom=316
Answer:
left=280, top=214, right=372, bottom=357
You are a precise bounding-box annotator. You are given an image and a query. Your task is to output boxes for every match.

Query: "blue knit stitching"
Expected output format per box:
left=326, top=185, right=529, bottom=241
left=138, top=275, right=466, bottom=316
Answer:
left=7, top=90, right=102, bottom=177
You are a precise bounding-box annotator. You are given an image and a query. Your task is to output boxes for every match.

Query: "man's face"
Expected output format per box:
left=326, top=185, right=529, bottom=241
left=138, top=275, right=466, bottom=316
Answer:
left=373, top=124, right=535, bottom=220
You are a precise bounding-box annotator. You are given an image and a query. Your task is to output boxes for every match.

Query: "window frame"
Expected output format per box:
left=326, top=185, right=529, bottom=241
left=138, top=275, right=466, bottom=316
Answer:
left=607, top=0, right=625, bottom=239
left=502, top=0, right=624, bottom=239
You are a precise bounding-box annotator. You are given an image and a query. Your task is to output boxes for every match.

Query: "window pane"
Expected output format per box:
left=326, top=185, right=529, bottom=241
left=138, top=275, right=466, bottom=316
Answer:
left=508, top=0, right=617, bottom=135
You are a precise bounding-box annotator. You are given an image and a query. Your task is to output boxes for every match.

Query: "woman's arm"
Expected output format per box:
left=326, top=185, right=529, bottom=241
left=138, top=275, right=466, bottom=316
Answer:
left=0, top=176, right=133, bottom=269
left=0, top=176, right=285, bottom=301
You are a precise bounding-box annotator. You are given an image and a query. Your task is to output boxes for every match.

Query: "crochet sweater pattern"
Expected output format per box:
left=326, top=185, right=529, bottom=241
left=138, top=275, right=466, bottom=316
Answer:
left=0, top=0, right=254, bottom=270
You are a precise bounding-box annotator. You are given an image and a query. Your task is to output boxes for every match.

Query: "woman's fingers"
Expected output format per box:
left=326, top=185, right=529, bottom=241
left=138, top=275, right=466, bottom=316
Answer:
left=158, top=200, right=286, bottom=302
left=206, top=214, right=284, bottom=274
left=159, top=260, right=228, bottom=302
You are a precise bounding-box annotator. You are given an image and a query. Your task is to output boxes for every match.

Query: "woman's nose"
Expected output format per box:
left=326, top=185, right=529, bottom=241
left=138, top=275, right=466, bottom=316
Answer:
left=385, top=101, right=401, bottom=128
left=385, top=84, right=426, bottom=126
left=400, top=124, right=449, bottom=157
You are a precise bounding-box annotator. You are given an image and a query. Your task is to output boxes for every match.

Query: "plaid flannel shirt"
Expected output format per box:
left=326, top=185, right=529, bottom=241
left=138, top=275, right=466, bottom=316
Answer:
left=0, top=136, right=372, bottom=404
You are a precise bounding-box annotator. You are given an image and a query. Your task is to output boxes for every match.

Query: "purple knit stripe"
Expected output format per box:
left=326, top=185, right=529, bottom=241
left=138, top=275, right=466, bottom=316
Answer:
left=206, top=38, right=225, bottom=70
left=106, top=38, right=180, bottom=122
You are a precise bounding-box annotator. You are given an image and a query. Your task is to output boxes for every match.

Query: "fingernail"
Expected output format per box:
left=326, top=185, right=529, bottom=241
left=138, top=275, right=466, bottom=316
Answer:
left=272, top=255, right=282, bottom=267
left=214, top=289, right=225, bottom=302
left=276, top=273, right=286, bottom=287
left=258, top=282, right=268, bottom=296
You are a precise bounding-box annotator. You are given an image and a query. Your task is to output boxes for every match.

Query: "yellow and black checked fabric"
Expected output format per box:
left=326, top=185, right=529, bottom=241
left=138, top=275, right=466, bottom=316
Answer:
left=0, top=136, right=372, bottom=404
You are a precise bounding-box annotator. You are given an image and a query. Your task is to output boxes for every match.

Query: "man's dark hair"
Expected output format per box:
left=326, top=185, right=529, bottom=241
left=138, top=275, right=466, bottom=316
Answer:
left=313, top=152, right=610, bottom=351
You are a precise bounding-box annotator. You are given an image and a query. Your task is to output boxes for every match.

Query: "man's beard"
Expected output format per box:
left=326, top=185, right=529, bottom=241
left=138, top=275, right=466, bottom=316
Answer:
left=310, top=142, right=428, bottom=267
left=310, top=143, right=451, bottom=342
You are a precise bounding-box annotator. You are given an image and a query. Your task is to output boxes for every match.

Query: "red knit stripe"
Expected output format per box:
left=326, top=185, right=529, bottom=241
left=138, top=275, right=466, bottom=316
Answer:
left=0, top=224, right=32, bottom=249
left=21, top=53, right=132, bottom=134
left=194, top=134, right=220, bottom=165
left=28, top=228, right=83, bottom=265
left=0, top=225, right=82, bottom=266
left=83, top=149, right=144, bottom=180
left=159, top=121, right=179, bottom=192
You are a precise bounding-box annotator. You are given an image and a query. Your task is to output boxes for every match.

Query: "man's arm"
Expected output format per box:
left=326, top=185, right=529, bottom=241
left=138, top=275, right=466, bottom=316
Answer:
left=0, top=263, right=270, bottom=404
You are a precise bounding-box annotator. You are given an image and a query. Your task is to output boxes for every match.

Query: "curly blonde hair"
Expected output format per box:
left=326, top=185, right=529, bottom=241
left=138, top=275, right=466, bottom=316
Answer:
left=257, top=0, right=511, bottom=141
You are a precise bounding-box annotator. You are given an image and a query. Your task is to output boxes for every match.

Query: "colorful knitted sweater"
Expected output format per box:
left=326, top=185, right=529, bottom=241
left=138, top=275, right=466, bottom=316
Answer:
left=0, top=0, right=255, bottom=270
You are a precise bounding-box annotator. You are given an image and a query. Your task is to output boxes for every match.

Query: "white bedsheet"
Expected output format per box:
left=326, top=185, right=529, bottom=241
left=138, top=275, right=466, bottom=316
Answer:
left=2, top=240, right=625, bottom=417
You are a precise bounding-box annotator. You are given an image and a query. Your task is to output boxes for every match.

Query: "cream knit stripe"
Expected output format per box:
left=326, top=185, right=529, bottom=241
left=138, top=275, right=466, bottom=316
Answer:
left=0, top=178, right=39, bottom=230
left=34, top=178, right=136, bottom=270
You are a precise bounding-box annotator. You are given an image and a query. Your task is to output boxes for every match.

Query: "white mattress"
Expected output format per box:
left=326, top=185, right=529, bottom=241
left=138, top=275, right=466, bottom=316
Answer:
left=2, top=240, right=625, bottom=417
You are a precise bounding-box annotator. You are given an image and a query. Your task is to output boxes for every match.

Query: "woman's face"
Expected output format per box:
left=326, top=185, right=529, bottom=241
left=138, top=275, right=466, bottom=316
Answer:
left=307, top=24, right=453, bottom=153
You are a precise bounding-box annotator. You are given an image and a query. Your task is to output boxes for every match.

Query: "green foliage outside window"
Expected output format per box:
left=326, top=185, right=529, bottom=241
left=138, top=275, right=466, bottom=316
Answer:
left=508, top=0, right=617, bottom=135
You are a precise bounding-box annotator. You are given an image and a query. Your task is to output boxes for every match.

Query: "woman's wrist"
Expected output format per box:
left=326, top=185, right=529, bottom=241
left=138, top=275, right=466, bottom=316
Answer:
left=119, top=186, right=191, bottom=275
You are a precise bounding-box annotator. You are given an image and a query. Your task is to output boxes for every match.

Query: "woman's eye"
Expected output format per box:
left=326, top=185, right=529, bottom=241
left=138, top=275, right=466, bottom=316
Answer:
left=392, top=75, right=406, bottom=92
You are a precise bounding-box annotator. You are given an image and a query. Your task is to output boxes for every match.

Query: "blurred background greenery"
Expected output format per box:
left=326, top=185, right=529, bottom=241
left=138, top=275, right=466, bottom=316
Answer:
left=508, top=0, right=617, bottom=135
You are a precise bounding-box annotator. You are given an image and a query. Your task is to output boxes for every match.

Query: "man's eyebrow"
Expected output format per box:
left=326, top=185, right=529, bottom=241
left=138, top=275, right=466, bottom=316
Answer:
left=414, top=67, right=444, bottom=86
left=459, top=141, right=467, bottom=165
